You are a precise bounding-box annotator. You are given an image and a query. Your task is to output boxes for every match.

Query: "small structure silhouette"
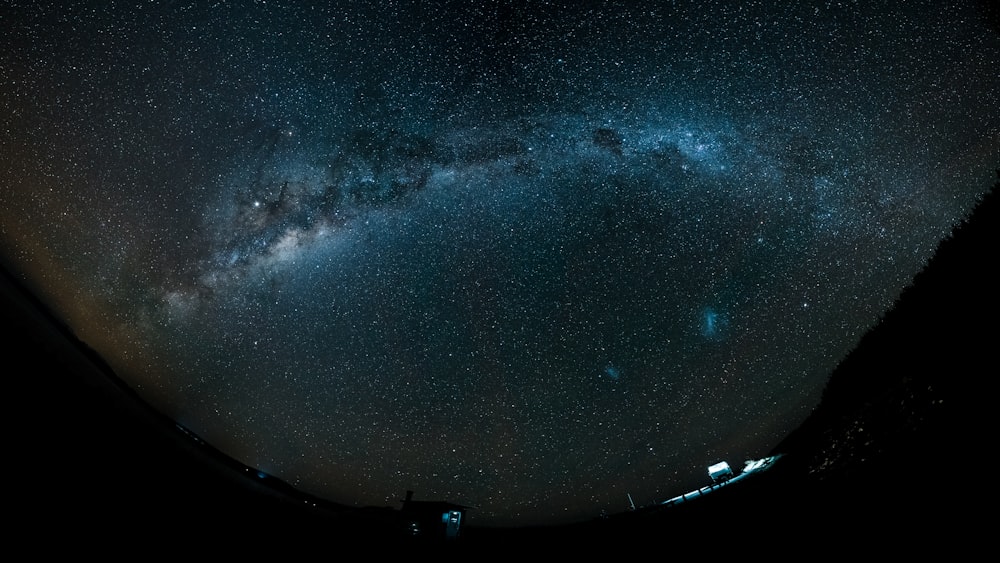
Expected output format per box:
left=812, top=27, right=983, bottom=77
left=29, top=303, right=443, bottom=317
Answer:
left=399, top=490, right=470, bottom=541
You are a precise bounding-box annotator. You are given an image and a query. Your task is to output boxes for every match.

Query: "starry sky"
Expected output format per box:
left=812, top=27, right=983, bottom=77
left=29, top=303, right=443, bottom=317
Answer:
left=2, top=1, right=998, bottom=526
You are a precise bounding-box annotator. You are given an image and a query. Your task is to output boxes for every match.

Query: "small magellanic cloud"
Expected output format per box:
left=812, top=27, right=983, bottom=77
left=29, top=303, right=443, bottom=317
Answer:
left=604, top=363, right=621, bottom=380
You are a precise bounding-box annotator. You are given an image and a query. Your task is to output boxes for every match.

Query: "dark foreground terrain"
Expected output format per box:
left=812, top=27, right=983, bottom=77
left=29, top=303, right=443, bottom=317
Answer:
left=5, top=176, right=995, bottom=554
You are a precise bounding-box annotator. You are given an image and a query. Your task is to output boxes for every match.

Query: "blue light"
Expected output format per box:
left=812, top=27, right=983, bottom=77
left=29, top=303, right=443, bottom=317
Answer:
left=604, top=363, right=621, bottom=380
left=700, top=307, right=729, bottom=339
left=704, top=310, right=718, bottom=336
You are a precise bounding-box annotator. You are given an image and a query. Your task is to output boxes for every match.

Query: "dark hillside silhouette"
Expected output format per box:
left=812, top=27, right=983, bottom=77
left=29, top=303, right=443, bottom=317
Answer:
left=778, top=173, right=996, bottom=473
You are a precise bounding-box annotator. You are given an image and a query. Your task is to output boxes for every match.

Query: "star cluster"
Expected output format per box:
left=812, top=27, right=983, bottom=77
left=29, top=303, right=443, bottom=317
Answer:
left=2, top=1, right=997, bottom=526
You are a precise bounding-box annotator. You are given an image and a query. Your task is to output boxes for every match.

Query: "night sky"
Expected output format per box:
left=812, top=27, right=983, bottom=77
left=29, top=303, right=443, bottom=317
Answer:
left=2, top=1, right=997, bottom=526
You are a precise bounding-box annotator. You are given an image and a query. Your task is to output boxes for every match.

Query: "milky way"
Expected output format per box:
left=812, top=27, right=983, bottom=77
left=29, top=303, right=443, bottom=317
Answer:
left=2, top=1, right=997, bottom=525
